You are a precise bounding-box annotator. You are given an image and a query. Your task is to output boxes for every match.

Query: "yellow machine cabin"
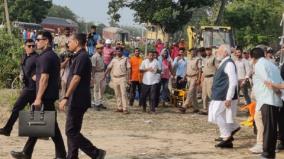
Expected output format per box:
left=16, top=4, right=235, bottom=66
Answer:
left=187, top=26, right=235, bottom=49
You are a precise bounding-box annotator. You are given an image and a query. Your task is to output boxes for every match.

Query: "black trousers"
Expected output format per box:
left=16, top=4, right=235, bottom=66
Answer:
left=261, top=104, right=279, bottom=158
left=66, top=106, right=98, bottom=159
left=3, top=89, right=35, bottom=132
left=139, top=83, right=159, bottom=112
left=176, top=76, right=186, bottom=89
left=23, top=100, right=66, bottom=158
left=129, top=81, right=141, bottom=105
left=278, top=102, right=284, bottom=143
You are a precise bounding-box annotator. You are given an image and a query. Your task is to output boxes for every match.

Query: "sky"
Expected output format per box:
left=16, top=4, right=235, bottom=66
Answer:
left=52, top=0, right=137, bottom=26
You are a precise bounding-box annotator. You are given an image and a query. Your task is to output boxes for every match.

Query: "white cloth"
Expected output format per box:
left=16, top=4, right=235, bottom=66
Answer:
left=140, top=59, right=161, bottom=85
left=235, top=58, right=251, bottom=80
left=208, top=56, right=239, bottom=138
left=252, top=57, right=283, bottom=111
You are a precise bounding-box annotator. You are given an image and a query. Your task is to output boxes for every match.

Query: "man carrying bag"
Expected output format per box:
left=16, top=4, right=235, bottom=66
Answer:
left=11, top=31, right=66, bottom=159
left=59, top=33, right=106, bottom=159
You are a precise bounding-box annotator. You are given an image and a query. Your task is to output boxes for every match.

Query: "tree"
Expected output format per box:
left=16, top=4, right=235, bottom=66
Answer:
left=108, top=0, right=214, bottom=34
left=0, top=29, right=23, bottom=88
left=223, top=0, right=284, bottom=47
left=0, top=0, right=52, bottom=23
left=47, top=4, right=78, bottom=22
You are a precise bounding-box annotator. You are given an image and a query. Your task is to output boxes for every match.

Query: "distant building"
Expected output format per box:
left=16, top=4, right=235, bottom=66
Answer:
left=13, top=21, right=42, bottom=30
left=102, top=27, right=129, bottom=43
left=146, top=25, right=169, bottom=42
left=41, top=17, right=78, bottom=33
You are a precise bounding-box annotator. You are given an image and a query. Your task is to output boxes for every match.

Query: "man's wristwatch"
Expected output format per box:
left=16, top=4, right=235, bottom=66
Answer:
left=63, top=96, right=69, bottom=100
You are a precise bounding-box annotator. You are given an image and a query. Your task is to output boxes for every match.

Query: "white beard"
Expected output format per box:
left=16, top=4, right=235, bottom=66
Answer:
left=216, top=56, right=224, bottom=61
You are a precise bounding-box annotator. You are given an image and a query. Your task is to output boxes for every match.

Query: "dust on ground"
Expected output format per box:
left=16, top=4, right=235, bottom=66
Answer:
left=0, top=89, right=283, bottom=159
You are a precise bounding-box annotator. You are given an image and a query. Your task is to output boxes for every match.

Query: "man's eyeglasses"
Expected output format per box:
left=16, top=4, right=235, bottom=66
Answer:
left=36, top=38, right=47, bottom=41
left=27, top=45, right=35, bottom=48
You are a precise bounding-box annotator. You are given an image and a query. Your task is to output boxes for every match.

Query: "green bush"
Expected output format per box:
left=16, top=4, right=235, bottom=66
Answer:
left=0, top=29, right=23, bottom=88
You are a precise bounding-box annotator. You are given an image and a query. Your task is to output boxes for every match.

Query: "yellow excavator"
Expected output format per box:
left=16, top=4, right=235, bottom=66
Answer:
left=187, top=26, right=235, bottom=49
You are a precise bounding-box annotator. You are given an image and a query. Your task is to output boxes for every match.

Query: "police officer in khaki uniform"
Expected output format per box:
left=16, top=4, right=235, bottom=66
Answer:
left=104, top=47, right=130, bottom=114
left=91, top=44, right=106, bottom=111
left=179, top=48, right=202, bottom=113
left=200, top=47, right=217, bottom=115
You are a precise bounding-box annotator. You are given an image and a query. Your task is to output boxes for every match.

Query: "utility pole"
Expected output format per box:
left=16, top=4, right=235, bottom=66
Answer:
left=3, top=0, right=12, bottom=35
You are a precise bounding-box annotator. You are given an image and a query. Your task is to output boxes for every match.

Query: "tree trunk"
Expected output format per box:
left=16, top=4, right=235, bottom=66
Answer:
left=215, top=0, right=226, bottom=25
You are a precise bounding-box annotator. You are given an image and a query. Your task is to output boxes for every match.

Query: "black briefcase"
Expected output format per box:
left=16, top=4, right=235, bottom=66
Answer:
left=19, top=105, right=56, bottom=137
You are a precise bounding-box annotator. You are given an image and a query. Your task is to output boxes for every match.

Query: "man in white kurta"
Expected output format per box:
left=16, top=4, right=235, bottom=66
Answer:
left=208, top=44, right=240, bottom=148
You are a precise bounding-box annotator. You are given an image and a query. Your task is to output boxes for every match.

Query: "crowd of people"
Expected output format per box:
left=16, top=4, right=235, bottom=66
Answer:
left=0, top=24, right=284, bottom=159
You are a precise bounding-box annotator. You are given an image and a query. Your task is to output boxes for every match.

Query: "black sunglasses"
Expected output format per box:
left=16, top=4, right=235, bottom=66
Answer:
left=27, top=45, right=35, bottom=48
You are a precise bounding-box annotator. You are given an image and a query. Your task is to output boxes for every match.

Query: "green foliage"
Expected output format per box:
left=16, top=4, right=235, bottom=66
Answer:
left=47, top=4, right=78, bottom=22
left=0, top=0, right=52, bottom=23
left=0, top=29, right=23, bottom=88
left=223, top=0, right=284, bottom=47
left=108, top=0, right=214, bottom=34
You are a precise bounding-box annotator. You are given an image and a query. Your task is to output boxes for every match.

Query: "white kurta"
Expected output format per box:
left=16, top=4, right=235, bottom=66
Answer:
left=208, top=57, right=239, bottom=138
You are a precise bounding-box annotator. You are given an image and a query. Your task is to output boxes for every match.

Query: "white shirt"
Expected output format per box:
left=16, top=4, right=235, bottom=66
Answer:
left=252, top=57, right=283, bottom=111
left=140, top=59, right=161, bottom=85
left=234, top=58, right=251, bottom=80
left=218, top=56, right=238, bottom=101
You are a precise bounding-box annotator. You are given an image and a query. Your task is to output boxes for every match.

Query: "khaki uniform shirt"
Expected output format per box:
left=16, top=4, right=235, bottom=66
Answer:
left=58, top=35, right=68, bottom=53
left=108, top=56, right=130, bottom=77
left=203, top=55, right=217, bottom=76
left=186, top=57, right=201, bottom=76
left=91, top=52, right=105, bottom=72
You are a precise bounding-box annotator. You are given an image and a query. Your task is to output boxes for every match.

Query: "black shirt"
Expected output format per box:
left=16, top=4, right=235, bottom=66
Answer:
left=36, top=47, right=60, bottom=101
left=67, top=49, right=92, bottom=108
left=21, top=52, right=38, bottom=91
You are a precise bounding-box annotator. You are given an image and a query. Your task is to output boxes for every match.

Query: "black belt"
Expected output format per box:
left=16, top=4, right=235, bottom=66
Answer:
left=186, top=74, right=197, bottom=78
left=204, top=74, right=214, bottom=78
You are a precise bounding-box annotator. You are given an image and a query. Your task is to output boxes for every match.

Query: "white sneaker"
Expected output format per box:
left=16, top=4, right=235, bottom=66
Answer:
left=249, top=144, right=263, bottom=154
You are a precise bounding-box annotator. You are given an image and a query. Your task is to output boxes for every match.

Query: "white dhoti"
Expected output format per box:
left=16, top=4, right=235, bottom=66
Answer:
left=208, top=100, right=239, bottom=138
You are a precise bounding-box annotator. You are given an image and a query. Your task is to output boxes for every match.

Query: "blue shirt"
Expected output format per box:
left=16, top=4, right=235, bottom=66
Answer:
left=252, top=58, right=283, bottom=111
left=173, top=57, right=187, bottom=78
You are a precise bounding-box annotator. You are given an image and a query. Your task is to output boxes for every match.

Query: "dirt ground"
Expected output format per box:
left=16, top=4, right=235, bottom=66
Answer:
left=0, top=89, right=284, bottom=159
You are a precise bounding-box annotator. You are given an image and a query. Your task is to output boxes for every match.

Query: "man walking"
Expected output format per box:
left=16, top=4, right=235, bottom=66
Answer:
left=179, top=48, right=201, bottom=114
left=0, top=39, right=37, bottom=136
left=251, top=47, right=283, bottom=159
left=91, top=44, right=107, bottom=111
left=104, top=47, right=131, bottom=114
left=234, top=47, right=251, bottom=105
left=129, top=48, right=143, bottom=106
left=11, top=31, right=66, bottom=159
left=200, top=47, right=217, bottom=115
left=208, top=44, right=240, bottom=148
left=59, top=33, right=106, bottom=159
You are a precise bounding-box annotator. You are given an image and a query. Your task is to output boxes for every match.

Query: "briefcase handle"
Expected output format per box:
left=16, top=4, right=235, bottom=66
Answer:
left=30, top=104, right=44, bottom=112
left=30, top=104, right=45, bottom=121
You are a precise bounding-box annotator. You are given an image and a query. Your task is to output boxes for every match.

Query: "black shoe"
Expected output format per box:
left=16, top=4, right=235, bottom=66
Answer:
left=54, top=158, right=66, bottom=159
left=179, top=107, right=186, bottom=114
left=215, top=137, right=223, bottom=142
left=231, top=127, right=241, bottom=136
left=0, top=128, right=11, bottom=136
left=95, top=149, right=106, bottom=159
left=100, top=104, right=107, bottom=109
left=10, top=151, right=31, bottom=159
left=215, top=137, right=234, bottom=142
left=277, top=142, right=284, bottom=150
left=215, top=139, right=233, bottom=148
